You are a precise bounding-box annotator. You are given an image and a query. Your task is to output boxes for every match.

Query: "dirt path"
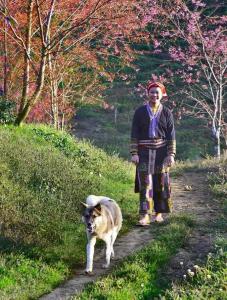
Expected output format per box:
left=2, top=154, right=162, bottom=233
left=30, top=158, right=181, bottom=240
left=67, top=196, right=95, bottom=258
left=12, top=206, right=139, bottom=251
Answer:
left=40, top=170, right=218, bottom=300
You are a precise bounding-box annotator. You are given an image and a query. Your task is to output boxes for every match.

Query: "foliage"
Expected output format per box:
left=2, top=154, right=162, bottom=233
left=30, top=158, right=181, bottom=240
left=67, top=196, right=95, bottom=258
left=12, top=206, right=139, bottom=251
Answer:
left=0, top=97, right=15, bottom=124
left=0, top=0, right=152, bottom=125
left=144, top=0, right=227, bottom=156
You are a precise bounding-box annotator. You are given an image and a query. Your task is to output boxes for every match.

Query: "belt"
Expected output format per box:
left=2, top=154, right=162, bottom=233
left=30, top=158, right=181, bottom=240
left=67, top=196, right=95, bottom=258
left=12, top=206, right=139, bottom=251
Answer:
left=138, top=139, right=167, bottom=149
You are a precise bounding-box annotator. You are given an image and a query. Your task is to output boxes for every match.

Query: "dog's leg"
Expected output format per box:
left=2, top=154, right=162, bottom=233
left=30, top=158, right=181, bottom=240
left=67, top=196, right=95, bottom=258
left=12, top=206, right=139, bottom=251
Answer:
left=102, top=234, right=112, bottom=269
left=85, top=236, right=96, bottom=274
left=110, top=227, right=118, bottom=258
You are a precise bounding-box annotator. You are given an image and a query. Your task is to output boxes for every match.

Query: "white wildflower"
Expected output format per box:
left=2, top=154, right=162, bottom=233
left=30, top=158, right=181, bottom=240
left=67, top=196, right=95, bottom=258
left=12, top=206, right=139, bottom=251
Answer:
left=180, top=261, right=184, bottom=266
left=193, top=265, right=200, bottom=270
left=188, top=271, right=195, bottom=277
left=219, top=248, right=224, bottom=256
left=207, top=274, right=211, bottom=279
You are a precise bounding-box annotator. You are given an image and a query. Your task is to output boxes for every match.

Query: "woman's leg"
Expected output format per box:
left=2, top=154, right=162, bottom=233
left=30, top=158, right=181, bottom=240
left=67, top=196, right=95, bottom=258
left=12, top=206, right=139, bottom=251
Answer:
left=153, top=172, right=172, bottom=221
left=138, top=171, right=154, bottom=224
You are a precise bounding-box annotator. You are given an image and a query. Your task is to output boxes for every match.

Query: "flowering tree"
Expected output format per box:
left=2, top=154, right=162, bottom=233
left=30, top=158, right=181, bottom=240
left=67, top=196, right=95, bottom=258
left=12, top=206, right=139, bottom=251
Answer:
left=0, top=0, right=150, bottom=126
left=146, top=0, right=227, bottom=157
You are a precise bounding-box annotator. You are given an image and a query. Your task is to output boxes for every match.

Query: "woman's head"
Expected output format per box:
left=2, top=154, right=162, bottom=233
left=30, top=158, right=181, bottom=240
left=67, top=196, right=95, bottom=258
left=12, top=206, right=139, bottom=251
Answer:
left=147, top=82, right=167, bottom=106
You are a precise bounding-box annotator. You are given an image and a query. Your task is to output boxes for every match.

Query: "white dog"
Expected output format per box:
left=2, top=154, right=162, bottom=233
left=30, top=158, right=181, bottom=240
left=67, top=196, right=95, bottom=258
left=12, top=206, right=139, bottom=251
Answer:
left=82, top=195, right=122, bottom=274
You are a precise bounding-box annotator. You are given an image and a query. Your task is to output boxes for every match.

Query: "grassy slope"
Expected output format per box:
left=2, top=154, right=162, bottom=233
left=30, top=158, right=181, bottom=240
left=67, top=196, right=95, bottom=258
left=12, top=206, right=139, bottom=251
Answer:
left=0, top=124, right=138, bottom=299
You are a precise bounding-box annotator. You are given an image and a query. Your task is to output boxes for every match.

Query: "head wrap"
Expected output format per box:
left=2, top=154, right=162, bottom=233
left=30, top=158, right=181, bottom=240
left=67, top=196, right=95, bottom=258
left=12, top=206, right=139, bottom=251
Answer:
left=147, top=82, right=167, bottom=97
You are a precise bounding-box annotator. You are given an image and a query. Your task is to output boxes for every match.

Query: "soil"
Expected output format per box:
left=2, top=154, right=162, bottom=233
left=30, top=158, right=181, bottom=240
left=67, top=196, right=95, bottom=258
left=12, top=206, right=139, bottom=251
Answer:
left=40, top=170, right=220, bottom=300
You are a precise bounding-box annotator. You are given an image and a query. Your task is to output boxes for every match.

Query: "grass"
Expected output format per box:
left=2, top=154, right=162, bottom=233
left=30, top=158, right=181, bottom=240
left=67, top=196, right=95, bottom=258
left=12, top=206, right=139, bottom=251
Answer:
left=0, top=254, right=68, bottom=300
left=163, top=238, right=227, bottom=300
left=161, top=159, right=227, bottom=300
left=0, top=124, right=138, bottom=299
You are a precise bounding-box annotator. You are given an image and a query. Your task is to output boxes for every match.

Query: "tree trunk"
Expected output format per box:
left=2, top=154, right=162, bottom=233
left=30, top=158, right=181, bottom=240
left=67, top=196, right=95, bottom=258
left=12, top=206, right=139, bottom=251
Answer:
left=214, top=135, right=221, bottom=158
left=14, top=54, right=47, bottom=126
left=18, top=0, right=34, bottom=114
left=14, top=102, right=31, bottom=126
left=48, top=49, right=59, bottom=129
left=114, top=106, right=118, bottom=124
left=3, top=0, right=8, bottom=98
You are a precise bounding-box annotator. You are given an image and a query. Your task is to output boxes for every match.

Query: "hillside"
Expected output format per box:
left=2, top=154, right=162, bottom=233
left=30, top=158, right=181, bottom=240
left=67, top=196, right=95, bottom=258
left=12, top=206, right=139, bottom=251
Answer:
left=0, top=125, right=137, bottom=299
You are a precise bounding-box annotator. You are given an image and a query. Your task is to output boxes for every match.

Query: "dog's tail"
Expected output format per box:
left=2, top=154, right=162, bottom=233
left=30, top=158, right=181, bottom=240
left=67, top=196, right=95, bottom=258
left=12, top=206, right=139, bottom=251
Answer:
left=86, top=195, right=110, bottom=207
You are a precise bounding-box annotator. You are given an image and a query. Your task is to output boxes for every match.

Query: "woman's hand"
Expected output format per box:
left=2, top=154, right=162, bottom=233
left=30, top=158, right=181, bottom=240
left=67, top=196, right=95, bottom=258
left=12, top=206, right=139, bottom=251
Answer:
left=163, top=155, right=175, bottom=167
left=131, top=154, right=139, bottom=165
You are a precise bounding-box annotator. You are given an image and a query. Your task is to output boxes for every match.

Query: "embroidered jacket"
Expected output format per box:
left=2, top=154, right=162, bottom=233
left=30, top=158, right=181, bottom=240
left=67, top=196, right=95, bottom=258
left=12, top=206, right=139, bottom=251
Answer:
left=130, top=104, right=176, bottom=156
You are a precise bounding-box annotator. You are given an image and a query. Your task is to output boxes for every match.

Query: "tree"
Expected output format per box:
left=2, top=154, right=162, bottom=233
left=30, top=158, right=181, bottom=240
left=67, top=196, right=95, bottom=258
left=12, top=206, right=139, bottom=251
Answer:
left=0, top=0, right=151, bottom=126
left=146, top=0, right=227, bottom=158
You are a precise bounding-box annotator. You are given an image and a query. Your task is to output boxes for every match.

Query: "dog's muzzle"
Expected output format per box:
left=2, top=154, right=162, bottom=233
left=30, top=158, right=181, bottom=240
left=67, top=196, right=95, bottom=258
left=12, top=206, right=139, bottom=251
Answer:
left=87, top=223, right=95, bottom=233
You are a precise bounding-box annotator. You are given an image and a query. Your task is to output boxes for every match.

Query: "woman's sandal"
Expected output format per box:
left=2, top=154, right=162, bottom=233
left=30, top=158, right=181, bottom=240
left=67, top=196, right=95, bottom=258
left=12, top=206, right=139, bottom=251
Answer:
left=155, top=214, right=164, bottom=223
left=136, top=214, right=150, bottom=226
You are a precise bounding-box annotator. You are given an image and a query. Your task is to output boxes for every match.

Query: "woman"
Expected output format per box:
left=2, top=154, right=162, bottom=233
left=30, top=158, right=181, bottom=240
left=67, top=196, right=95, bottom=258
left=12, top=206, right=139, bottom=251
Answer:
left=130, top=82, right=176, bottom=225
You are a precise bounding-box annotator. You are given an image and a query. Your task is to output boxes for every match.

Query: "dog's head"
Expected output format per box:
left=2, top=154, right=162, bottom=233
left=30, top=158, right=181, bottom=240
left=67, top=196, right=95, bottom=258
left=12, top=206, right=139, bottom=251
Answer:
left=81, top=203, right=102, bottom=234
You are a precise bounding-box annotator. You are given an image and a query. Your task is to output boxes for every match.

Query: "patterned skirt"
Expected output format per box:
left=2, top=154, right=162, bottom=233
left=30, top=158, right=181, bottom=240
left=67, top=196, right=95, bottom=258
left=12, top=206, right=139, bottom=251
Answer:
left=135, top=147, right=172, bottom=215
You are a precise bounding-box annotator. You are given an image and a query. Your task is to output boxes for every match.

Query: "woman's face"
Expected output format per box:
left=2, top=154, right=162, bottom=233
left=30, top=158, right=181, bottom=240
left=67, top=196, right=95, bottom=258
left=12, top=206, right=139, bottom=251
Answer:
left=148, top=87, right=163, bottom=106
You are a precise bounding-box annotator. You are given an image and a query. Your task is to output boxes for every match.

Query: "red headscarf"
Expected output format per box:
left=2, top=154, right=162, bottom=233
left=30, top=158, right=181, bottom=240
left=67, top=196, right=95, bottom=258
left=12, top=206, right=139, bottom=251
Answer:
left=147, top=82, right=167, bottom=97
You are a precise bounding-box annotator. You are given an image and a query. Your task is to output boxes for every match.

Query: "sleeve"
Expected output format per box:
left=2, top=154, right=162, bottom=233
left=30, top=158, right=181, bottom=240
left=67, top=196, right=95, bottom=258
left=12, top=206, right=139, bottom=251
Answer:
left=130, top=109, right=140, bottom=155
left=166, top=110, right=176, bottom=157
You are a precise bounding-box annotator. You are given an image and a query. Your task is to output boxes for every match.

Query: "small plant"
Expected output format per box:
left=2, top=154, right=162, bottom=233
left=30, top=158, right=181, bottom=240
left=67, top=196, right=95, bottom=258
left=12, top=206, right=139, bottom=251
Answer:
left=0, top=98, right=15, bottom=124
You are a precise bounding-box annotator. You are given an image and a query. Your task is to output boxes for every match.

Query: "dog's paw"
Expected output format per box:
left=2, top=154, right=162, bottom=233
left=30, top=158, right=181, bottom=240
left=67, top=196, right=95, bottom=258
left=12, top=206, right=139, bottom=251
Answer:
left=85, top=270, right=94, bottom=276
left=102, top=263, right=110, bottom=269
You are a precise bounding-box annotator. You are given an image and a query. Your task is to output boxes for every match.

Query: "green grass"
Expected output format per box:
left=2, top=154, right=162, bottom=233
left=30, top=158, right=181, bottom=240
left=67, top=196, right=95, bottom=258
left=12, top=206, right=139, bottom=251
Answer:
left=163, top=238, right=227, bottom=300
left=161, top=160, right=227, bottom=300
left=0, top=254, right=68, bottom=300
left=0, top=124, right=138, bottom=299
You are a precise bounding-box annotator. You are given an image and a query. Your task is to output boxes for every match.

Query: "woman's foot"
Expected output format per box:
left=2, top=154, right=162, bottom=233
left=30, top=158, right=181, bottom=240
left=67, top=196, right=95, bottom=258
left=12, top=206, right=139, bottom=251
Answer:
left=155, top=213, right=164, bottom=223
left=137, top=214, right=150, bottom=226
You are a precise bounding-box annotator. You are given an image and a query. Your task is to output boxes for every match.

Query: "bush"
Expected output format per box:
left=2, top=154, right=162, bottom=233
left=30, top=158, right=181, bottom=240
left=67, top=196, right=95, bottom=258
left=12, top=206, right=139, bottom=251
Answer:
left=0, top=98, right=15, bottom=124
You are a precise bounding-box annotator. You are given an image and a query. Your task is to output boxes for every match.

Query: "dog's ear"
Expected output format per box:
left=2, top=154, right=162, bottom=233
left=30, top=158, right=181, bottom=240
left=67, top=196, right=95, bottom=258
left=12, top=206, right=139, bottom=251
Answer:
left=80, top=201, right=88, bottom=208
left=94, top=203, right=102, bottom=216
